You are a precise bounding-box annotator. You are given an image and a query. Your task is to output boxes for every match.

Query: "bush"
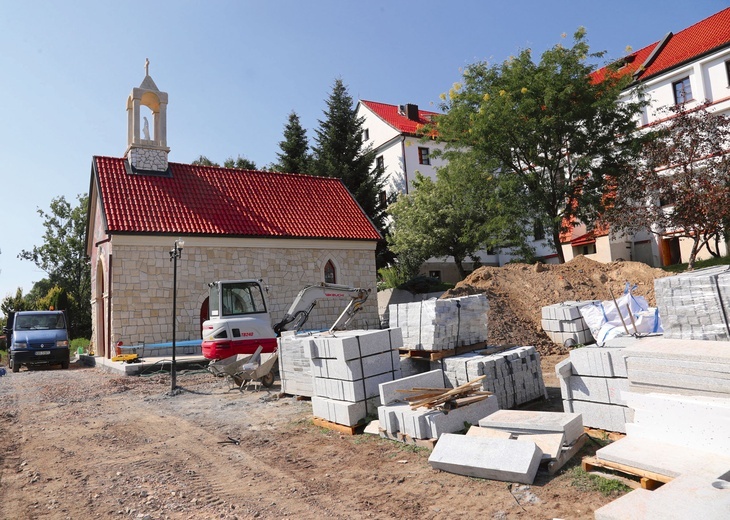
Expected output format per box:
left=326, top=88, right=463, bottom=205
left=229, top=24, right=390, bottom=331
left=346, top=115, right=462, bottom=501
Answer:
left=70, top=338, right=90, bottom=353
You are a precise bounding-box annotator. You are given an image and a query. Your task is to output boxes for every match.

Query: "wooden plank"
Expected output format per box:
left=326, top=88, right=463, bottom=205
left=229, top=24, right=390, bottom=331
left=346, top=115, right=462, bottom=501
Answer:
left=312, top=417, right=364, bottom=436
left=548, top=433, right=587, bottom=475
left=582, top=456, right=673, bottom=485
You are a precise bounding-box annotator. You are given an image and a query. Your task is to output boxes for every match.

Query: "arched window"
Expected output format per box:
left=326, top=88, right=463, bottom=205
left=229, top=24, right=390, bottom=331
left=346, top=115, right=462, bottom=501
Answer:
left=324, top=260, right=336, bottom=284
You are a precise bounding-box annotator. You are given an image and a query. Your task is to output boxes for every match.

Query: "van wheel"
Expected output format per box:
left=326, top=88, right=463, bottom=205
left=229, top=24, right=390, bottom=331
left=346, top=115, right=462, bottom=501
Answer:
left=11, top=360, right=19, bottom=373
left=61, top=360, right=69, bottom=369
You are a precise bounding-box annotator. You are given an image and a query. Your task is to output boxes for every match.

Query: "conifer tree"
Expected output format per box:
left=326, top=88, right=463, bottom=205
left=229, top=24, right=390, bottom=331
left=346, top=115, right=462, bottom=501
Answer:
left=276, top=111, right=311, bottom=174
left=312, top=79, right=386, bottom=232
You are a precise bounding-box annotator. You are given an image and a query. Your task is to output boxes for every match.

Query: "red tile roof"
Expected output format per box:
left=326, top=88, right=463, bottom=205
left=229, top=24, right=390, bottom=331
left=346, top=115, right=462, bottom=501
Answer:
left=93, top=156, right=381, bottom=240
left=594, top=8, right=730, bottom=84
left=360, top=100, right=440, bottom=135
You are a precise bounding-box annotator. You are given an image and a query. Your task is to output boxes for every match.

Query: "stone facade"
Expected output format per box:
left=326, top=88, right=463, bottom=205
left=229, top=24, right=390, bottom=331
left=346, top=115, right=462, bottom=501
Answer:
left=127, top=146, right=169, bottom=172
left=94, top=238, right=378, bottom=348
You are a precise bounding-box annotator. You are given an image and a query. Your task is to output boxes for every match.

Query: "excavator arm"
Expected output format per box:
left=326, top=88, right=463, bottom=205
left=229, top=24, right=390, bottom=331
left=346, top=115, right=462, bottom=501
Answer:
left=273, top=283, right=371, bottom=335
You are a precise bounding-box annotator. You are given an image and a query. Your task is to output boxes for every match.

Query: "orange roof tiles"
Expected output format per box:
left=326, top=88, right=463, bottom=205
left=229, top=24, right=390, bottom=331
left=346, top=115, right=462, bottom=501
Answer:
left=593, top=8, right=730, bottom=84
left=93, top=156, right=381, bottom=240
left=360, top=100, right=440, bottom=135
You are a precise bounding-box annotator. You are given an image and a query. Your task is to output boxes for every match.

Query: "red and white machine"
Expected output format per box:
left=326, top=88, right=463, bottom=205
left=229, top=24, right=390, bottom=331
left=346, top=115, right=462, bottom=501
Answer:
left=201, top=280, right=370, bottom=360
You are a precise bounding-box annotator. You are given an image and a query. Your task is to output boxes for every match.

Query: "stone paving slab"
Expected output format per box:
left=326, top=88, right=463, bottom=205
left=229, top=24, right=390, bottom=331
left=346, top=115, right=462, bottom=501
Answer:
left=428, top=433, right=543, bottom=484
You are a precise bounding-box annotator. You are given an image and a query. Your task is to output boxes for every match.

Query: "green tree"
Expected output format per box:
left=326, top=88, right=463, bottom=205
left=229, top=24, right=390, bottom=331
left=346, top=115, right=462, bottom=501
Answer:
left=276, top=111, right=311, bottom=174
left=312, top=78, right=387, bottom=233
left=191, top=155, right=219, bottom=166
left=432, top=29, right=644, bottom=263
left=388, top=153, right=528, bottom=280
left=224, top=155, right=257, bottom=170
left=18, top=194, right=91, bottom=338
left=604, top=102, right=730, bottom=270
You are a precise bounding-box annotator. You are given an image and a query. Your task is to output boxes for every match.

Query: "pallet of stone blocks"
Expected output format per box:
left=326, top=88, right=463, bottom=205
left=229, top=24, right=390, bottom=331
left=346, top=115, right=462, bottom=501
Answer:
left=437, top=346, right=548, bottom=409
left=654, top=265, right=730, bottom=341
left=541, top=301, right=597, bottom=346
left=278, top=332, right=316, bottom=397
left=555, top=344, right=633, bottom=433
left=310, top=328, right=403, bottom=428
left=388, top=294, right=488, bottom=351
left=377, top=369, right=499, bottom=442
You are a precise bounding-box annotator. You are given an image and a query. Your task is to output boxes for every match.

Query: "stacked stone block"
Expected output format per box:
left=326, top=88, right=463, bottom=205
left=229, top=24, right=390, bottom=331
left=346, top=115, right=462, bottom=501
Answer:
left=541, top=301, right=598, bottom=346
left=278, top=332, right=315, bottom=397
left=388, top=294, right=488, bottom=351
left=377, top=369, right=500, bottom=440
left=309, top=329, right=402, bottom=427
left=436, top=346, right=547, bottom=409
left=555, top=344, right=633, bottom=433
left=622, top=335, right=730, bottom=398
left=654, top=265, right=730, bottom=341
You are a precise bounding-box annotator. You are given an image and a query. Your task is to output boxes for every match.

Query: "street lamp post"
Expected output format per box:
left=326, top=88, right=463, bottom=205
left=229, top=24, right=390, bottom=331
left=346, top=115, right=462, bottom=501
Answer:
left=169, top=238, right=184, bottom=393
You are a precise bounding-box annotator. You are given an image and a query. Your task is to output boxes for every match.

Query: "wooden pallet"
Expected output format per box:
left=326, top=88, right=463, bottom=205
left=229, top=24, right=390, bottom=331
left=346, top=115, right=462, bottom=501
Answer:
left=399, top=342, right=518, bottom=362
left=582, top=456, right=672, bottom=490
left=312, top=417, right=365, bottom=435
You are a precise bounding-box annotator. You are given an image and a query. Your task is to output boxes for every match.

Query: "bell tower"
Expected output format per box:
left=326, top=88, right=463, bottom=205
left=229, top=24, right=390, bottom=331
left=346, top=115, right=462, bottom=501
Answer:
left=125, top=58, right=170, bottom=172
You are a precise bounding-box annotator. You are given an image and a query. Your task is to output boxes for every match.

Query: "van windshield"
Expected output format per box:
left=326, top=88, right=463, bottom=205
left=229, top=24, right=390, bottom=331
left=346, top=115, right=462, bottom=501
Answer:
left=15, top=313, right=66, bottom=331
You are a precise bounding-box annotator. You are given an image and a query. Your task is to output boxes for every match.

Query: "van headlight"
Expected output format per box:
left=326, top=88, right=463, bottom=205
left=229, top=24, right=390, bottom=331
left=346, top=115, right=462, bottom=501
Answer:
left=56, top=340, right=69, bottom=347
left=12, top=342, right=27, bottom=350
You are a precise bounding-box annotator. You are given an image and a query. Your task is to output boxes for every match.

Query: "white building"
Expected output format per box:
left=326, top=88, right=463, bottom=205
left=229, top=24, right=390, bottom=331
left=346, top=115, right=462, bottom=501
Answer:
left=562, top=7, right=730, bottom=266
left=358, top=100, right=557, bottom=283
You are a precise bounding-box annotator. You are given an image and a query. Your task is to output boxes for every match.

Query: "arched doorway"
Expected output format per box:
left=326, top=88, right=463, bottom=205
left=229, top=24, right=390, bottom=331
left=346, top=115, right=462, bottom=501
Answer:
left=199, top=297, right=209, bottom=338
left=95, top=260, right=106, bottom=358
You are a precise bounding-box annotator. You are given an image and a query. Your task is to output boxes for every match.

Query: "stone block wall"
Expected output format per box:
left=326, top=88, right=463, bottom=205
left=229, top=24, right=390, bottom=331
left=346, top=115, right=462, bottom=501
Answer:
left=108, top=243, right=378, bottom=346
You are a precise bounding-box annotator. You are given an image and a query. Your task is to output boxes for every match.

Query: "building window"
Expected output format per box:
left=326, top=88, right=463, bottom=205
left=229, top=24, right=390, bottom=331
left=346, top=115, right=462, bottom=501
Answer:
left=533, top=220, right=545, bottom=240
left=577, top=244, right=597, bottom=255
left=324, top=260, right=336, bottom=284
left=363, top=128, right=370, bottom=141
left=378, top=190, right=387, bottom=208
left=673, top=77, right=692, bottom=104
left=376, top=155, right=384, bottom=172
left=429, top=270, right=441, bottom=281
left=418, top=147, right=430, bottom=165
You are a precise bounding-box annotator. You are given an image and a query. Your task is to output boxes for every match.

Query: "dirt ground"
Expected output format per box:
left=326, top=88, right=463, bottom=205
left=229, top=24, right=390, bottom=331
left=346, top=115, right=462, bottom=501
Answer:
left=0, top=256, right=673, bottom=520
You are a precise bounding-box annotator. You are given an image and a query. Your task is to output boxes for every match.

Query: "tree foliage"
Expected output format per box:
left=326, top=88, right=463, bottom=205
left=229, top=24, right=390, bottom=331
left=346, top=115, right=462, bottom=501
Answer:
left=604, top=102, right=730, bottom=269
left=387, top=153, right=528, bottom=280
left=191, top=155, right=218, bottom=167
left=224, top=155, right=257, bottom=170
left=431, top=29, right=643, bottom=262
left=312, top=79, right=387, bottom=233
left=276, top=111, right=311, bottom=174
left=17, top=194, right=91, bottom=338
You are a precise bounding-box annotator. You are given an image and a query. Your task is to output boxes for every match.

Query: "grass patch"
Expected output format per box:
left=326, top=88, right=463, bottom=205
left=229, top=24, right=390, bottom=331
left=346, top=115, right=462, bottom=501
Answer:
left=70, top=338, right=91, bottom=352
left=568, top=466, right=632, bottom=497
left=661, top=254, right=730, bottom=273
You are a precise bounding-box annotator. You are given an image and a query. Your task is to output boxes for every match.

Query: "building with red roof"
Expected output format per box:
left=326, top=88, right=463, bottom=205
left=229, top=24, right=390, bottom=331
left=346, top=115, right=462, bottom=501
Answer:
left=561, top=7, right=730, bottom=267
left=357, top=99, right=558, bottom=282
left=86, top=68, right=380, bottom=358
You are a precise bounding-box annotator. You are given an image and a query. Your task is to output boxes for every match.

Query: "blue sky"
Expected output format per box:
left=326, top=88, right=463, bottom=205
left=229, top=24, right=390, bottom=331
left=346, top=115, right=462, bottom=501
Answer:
left=0, top=0, right=728, bottom=305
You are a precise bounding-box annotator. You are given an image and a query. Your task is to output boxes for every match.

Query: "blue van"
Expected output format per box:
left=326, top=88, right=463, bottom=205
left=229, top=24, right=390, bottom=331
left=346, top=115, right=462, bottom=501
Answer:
left=5, top=311, right=70, bottom=372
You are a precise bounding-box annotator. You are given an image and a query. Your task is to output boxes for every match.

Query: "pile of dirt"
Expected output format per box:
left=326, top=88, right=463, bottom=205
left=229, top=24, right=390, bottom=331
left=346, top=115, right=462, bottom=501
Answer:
left=443, top=255, right=673, bottom=356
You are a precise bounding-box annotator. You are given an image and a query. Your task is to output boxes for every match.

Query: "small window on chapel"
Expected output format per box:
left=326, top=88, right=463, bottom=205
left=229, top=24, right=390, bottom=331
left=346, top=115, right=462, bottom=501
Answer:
left=324, top=260, right=336, bottom=284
